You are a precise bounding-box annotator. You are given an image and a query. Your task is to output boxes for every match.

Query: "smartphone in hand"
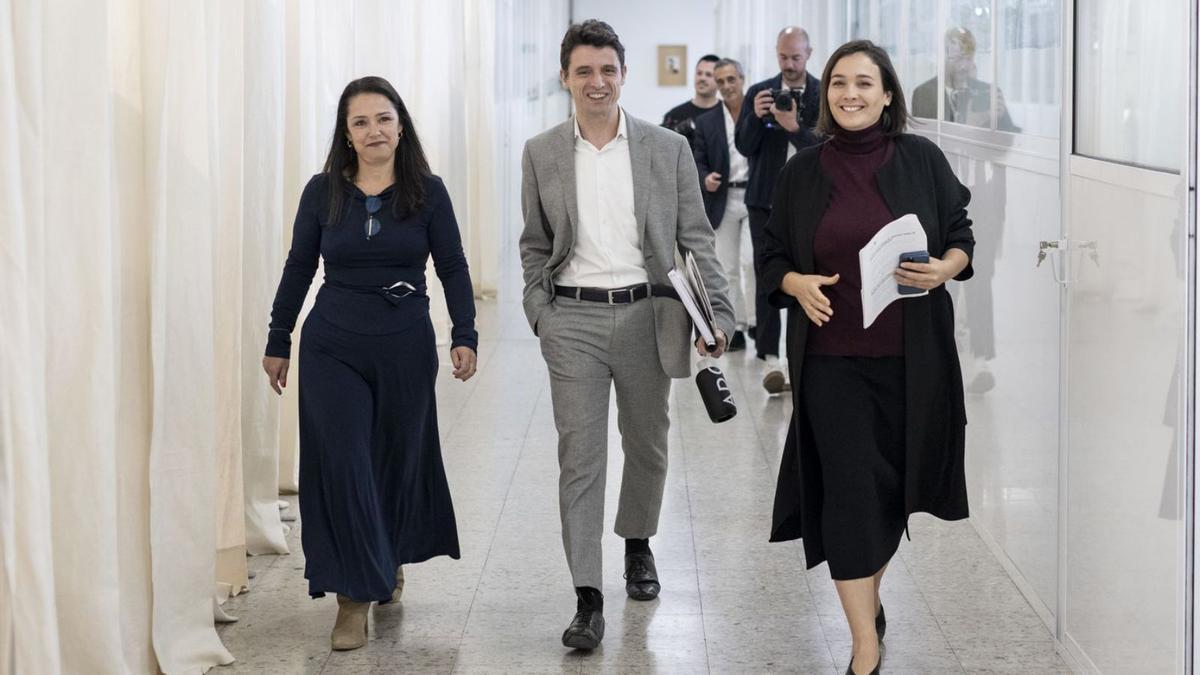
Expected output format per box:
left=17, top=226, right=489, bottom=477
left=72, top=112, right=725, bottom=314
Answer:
left=898, top=250, right=930, bottom=295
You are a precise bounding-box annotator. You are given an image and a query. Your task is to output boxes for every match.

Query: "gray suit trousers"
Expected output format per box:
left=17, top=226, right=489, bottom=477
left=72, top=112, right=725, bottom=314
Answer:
left=538, top=295, right=671, bottom=590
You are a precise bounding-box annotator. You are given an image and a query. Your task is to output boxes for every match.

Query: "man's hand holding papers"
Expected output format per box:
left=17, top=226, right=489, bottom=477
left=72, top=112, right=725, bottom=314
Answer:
left=669, top=252, right=729, bottom=358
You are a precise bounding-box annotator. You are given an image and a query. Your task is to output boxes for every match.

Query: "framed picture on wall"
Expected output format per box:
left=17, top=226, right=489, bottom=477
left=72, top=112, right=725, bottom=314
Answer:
left=657, top=45, right=687, bottom=86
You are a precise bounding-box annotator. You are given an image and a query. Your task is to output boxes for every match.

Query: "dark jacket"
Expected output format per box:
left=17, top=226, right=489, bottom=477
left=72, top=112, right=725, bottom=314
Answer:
left=759, top=133, right=975, bottom=552
left=910, top=76, right=1020, bottom=132
left=692, top=104, right=733, bottom=228
left=734, top=72, right=821, bottom=210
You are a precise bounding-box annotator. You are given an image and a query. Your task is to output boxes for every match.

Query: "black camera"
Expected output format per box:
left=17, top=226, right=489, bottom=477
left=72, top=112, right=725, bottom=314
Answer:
left=769, top=88, right=803, bottom=112
left=671, top=116, right=697, bottom=139
left=764, top=89, right=804, bottom=129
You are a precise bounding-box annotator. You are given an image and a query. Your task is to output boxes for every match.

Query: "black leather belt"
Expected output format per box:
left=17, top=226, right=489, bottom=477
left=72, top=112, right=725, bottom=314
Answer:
left=726, top=180, right=748, bottom=188
left=554, top=283, right=679, bottom=304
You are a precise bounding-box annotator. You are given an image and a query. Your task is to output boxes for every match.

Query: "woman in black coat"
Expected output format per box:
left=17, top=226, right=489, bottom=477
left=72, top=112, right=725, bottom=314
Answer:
left=760, top=41, right=974, bottom=675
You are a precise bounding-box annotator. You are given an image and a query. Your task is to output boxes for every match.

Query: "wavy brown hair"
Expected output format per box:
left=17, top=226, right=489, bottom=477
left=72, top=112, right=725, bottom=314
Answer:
left=323, top=76, right=431, bottom=224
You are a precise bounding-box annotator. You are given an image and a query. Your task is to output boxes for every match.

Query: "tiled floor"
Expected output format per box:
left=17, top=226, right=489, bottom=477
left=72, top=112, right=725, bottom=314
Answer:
left=216, top=299, right=1073, bottom=674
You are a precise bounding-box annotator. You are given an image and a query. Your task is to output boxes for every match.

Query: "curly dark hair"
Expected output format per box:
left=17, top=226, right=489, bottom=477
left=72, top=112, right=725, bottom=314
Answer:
left=559, top=19, right=625, bottom=72
left=815, top=40, right=910, bottom=138
left=322, top=76, right=431, bottom=224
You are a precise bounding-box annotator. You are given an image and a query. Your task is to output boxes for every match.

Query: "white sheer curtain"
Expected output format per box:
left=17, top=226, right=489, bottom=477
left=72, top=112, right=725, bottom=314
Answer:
left=0, top=0, right=499, bottom=672
left=494, top=0, right=572, bottom=293
left=274, top=0, right=502, bottom=496
left=714, top=0, right=844, bottom=85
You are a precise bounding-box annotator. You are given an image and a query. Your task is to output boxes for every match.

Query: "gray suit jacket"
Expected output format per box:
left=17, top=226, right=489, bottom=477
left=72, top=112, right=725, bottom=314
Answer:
left=519, top=111, right=735, bottom=379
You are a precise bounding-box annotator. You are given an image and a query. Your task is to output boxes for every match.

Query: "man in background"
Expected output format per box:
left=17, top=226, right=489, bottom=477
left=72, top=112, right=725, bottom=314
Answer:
left=735, top=26, right=820, bottom=393
left=693, top=57, right=752, bottom=352
left=912, top=27, right=1018, bottom=393
left=662, top=54, right=721, bottom=150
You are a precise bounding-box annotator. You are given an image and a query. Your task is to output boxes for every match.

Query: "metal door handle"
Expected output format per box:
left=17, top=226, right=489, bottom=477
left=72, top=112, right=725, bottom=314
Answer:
left=1037, top=239, right=1098, bottom=285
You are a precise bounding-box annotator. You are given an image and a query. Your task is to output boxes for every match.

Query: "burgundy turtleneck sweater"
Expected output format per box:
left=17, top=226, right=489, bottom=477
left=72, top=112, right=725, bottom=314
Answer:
left=806, top=121, right=903, bottom=357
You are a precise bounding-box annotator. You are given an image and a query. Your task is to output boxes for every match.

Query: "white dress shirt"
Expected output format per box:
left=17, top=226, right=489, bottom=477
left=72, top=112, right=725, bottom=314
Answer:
left=723, top=103, right=749, bottom=184
left=556, top=108, right=648, bottom=289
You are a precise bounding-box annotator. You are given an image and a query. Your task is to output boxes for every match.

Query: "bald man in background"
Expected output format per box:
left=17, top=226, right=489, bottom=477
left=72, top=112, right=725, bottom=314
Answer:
left=735, top=26, right=820, bottom=393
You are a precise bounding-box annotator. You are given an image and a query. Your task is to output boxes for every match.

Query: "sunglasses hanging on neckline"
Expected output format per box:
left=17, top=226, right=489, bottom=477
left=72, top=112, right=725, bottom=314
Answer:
left=364, top=195, right=382, bottom=239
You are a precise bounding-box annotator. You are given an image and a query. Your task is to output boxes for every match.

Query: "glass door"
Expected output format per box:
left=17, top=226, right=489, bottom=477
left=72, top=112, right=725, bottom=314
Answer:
left=1062, top=1, right=1191, bottom=671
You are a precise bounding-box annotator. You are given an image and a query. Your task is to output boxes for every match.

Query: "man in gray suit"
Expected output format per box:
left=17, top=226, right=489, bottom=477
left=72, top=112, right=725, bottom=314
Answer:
left=520, top=19, right=735, bottom=651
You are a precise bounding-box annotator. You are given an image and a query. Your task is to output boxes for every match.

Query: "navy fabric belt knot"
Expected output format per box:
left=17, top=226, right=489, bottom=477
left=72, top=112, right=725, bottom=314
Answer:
left=326, top=280, right=425, bottom=305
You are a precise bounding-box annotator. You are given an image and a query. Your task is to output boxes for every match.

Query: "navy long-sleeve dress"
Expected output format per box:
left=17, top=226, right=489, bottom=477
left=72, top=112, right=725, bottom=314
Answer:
left=266, top=172, right=478, bottom=602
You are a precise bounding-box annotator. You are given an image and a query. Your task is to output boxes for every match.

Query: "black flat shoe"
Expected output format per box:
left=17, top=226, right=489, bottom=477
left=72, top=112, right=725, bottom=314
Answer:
left=876, top=603, right=886, bottom=642
left=624, top=551, right=660, bottom=600
left=845, top=651, right=881, bottom=675
left=561, top=589, right=604, bottom=650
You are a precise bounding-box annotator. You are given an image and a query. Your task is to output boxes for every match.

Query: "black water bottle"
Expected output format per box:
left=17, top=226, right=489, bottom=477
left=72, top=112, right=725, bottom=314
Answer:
left=695, top=364, right=737, bottom=423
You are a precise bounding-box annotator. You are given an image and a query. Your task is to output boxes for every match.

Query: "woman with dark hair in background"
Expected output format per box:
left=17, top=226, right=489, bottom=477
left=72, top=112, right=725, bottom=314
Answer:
left=761, top=41, right=974, bottom=675
left=262, top=76, right=478, bottom=650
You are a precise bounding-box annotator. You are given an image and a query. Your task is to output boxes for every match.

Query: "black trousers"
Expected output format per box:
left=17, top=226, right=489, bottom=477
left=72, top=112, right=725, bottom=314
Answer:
left=748, top=206, right=781, bottom=359
left=801, top=355, right=906, bottom=580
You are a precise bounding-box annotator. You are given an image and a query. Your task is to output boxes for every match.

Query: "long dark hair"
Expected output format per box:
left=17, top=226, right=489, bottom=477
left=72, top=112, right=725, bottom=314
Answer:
left=815, top=40, right=909, bottom=138
left=323, top=76, right=431, bottom=224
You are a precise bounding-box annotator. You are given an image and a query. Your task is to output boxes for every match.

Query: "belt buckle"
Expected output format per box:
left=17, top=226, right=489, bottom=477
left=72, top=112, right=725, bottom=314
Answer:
left=607, top=287, right=634, bottom=304
left=383, top=281, right=416, bottom=298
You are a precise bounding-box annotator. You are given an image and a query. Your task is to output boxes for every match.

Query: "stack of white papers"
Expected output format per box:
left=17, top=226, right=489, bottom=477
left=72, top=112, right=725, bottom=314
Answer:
left=668, top=252, right=717, bottom=349
left=858, top=214, right=929, bottom=328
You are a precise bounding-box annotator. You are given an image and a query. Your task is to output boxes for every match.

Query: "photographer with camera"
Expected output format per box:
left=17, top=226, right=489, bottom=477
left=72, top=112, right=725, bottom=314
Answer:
left=662, top=54, right=721, bottom=150
left=735, top=26, right=820, bottom=393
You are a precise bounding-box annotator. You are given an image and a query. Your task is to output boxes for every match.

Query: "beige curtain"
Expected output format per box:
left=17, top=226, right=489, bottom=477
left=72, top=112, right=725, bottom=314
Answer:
left=0, top=0, right=498, bottom=673
left=274, top=0, right=502, bottom=494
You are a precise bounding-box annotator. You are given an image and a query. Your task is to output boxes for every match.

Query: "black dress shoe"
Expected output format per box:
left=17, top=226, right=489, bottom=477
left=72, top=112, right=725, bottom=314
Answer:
left=845, top=651, right=881, bottom=675
left=876, top=604, right=886, bottom=642
left=561, top=590, right=604, bottom=650
left=624, top=551, right=660, bottom=600
left=728, top=330, right=746, bottom=352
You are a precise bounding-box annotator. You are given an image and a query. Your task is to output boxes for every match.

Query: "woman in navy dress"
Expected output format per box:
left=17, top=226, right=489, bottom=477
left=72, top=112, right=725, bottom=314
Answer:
left=262, top=76, right=478, bottom=651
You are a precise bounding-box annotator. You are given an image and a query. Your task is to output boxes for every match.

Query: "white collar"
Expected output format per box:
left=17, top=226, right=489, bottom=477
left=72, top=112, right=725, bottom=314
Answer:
left=573, top=107, right=627, bottom=140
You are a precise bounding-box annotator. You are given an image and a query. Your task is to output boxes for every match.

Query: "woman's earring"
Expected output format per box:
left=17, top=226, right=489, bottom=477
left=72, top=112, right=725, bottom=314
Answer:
left=346, top=139, right=353, bottom=148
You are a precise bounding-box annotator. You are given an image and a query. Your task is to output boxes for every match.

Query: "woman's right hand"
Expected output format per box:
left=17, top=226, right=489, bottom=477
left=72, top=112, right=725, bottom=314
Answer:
left=263, top=356, right=290, bottom=395
left=781, top=271, right=840, bottom=327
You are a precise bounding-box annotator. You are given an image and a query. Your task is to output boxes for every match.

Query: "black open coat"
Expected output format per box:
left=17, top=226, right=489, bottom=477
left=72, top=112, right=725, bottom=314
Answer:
left=759, top=133, right=975, bottom=552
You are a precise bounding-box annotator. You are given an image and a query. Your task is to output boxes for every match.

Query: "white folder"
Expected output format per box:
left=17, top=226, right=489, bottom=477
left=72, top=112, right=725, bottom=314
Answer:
left=668, top=251, right=717, bottom=348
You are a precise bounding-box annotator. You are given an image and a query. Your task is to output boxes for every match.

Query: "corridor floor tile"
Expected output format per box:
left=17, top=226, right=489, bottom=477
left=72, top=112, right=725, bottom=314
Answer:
left=216, top=300, right=1074, bottom=674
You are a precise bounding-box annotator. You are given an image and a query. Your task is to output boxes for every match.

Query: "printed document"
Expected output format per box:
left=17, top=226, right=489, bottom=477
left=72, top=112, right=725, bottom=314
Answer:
left=858, top=214, right=928, bottom=328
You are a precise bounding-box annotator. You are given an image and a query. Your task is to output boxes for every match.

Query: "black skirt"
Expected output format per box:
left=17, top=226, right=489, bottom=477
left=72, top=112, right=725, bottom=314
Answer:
left=801, top=355, right=906, bottom=580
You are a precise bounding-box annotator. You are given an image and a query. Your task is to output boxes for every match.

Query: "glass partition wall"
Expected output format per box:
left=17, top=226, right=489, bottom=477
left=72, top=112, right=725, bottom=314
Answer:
left=840, top=1, right=1192, bottom=672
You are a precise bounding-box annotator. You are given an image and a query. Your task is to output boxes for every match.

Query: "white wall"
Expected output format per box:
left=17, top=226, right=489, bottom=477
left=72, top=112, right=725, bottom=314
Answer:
left=571, top=0, right=718, bottom=124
